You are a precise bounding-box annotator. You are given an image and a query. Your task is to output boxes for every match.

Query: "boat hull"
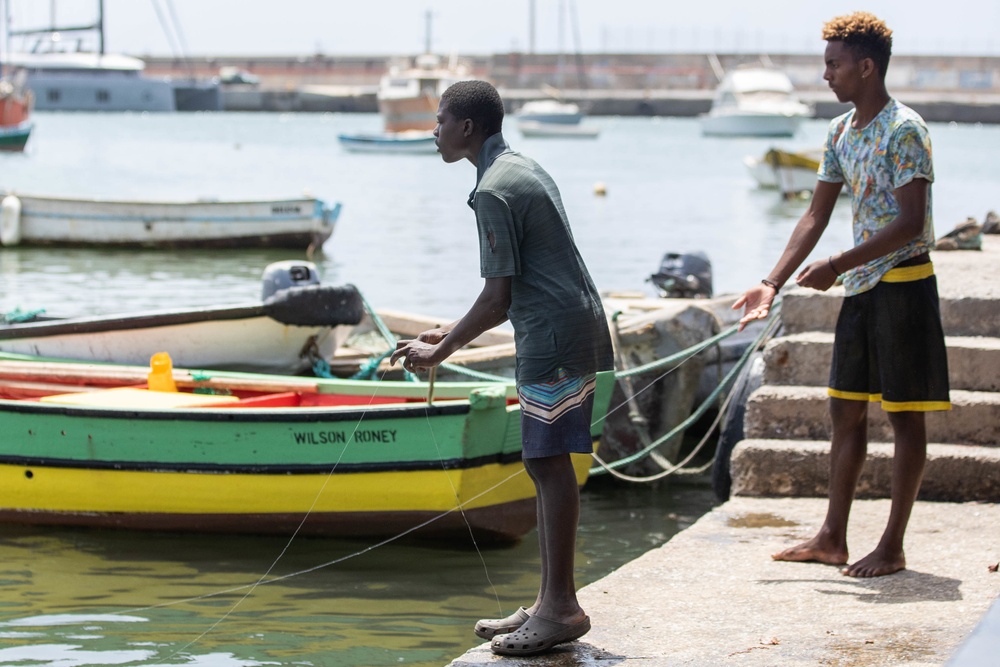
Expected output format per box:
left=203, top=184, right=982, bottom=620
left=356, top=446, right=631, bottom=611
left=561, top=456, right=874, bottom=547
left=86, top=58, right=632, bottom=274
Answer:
left=0, top=306, right=350, bottom=375
left=0, top=361, right=614, bottom=541
left=338, top=131, right=437, bottom=154
left=518, top=120, right=599, bottom=139
left=0, top=121, right=31, bottom=152
left=701, top=112, right=804, bottom=137
left=378, top=95, right=439, bottom=133
left=0, top=194, right=339, bottom=249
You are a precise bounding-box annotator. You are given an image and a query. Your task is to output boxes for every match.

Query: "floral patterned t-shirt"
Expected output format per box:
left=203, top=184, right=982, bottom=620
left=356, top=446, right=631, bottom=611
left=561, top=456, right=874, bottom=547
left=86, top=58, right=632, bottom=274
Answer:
left=818, top=98, right=935, bottom=295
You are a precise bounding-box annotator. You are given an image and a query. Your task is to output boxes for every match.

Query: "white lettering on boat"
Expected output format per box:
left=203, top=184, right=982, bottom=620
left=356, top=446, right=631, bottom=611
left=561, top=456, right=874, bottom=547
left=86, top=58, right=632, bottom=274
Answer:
left=292, top=429, right=398, bottom=445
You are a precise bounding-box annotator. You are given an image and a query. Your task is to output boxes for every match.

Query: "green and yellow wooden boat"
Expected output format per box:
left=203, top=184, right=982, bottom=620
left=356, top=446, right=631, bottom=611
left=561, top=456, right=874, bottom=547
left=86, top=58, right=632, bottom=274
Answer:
left=0, top=355, right=613, bottom=543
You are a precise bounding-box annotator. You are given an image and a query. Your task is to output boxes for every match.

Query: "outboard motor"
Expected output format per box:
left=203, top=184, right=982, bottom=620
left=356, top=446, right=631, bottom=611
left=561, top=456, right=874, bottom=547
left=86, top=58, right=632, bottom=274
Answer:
left=261, top=260, right=321, bottom=300
left=260, top=261, right=364, bottom=327
left=649, top=252, right=713, bottom=299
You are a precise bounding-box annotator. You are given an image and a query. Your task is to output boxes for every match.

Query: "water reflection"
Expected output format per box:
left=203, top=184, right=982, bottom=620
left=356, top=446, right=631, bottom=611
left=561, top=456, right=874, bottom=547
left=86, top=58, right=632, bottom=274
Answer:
left=0, top=482, right=716, bottom=666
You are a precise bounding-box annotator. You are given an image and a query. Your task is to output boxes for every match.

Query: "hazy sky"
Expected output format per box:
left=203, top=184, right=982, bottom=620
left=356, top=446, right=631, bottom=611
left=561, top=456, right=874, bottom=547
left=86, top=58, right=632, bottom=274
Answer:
left=5, top=0, right=999, bottom=58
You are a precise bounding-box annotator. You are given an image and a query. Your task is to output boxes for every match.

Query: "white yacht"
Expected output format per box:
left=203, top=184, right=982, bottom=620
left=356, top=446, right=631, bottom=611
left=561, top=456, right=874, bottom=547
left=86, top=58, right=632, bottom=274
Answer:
left=6, top=50, right=176, bottom=112
left=5, top=0, right=218, bottom=112
left=701, top=67, right=813, bottom=137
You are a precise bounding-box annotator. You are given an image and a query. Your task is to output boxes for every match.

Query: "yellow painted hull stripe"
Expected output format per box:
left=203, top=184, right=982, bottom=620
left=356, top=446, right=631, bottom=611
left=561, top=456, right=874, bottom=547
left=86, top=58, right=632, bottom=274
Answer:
left=0, top=452, right=593, bottom=515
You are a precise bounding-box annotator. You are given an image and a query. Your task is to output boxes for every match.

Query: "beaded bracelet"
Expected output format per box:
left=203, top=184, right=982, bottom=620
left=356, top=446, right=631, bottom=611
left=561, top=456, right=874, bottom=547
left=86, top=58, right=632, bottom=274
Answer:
left=761, top=278, right=779, bottom=290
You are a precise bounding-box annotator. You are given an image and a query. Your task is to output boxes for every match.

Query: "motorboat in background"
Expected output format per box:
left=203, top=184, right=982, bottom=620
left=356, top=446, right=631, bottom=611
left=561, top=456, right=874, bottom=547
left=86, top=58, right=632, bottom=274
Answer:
left=4, top=0, right=219, bottom=112
left=0, top=261, right=364, bottom=375
left=0, top=192, right=340, bottom=250
left=700, top=67, right=812, bottom=137
left=376, top=52, right=471, bottom=133
left=518, top=119, right=599, bottom=139
left=514, top=96, right=600, bottom=139
left=515, top=99, right=584, bottom=125
left=339, top=15, right=470, bottom=153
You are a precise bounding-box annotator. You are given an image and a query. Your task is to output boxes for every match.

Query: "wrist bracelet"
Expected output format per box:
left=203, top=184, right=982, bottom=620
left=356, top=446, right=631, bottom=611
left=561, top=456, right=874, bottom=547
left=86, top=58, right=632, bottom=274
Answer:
left=761, top=278, right=779, bottom=290
left=828, top=255, right=841, bottom=275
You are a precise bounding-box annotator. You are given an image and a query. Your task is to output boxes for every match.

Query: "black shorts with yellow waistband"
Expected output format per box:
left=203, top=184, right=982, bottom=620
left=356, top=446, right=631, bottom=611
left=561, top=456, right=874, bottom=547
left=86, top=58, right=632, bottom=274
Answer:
left=828, top=256, right=951, bottom=412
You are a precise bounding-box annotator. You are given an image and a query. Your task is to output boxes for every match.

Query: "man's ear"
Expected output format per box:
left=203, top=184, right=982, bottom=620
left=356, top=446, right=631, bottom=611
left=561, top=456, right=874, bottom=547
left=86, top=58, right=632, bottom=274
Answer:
left=462, top=118, right=475, bottom=137
left=861, top=57, right=877, bottom=80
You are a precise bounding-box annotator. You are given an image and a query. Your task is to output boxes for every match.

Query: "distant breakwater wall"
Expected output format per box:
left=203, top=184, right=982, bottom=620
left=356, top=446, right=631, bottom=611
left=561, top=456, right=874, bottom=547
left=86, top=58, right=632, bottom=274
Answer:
left=147, top=51, right=1000, bottom=123
left=218, top=87, right=1000, bottom=124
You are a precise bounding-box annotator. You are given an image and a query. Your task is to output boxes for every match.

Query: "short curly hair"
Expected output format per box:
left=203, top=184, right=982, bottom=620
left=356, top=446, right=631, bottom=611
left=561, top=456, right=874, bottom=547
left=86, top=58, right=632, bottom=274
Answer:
left=822, top=12, right=893, bottom=78
left=440, top=80, right=505, bottom=137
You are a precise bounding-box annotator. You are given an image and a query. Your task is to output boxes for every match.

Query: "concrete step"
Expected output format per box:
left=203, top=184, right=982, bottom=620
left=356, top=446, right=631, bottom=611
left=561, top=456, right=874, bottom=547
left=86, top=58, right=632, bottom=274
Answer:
left=778, top=235, right=1000, bottom=338
left=763, top=332, right=1000, bottom=392
left=730, top=439, right=1000, bottom=502
left=744, top=385, right=1000, bottom=446
left=780, top=288, right=1000, bottom=338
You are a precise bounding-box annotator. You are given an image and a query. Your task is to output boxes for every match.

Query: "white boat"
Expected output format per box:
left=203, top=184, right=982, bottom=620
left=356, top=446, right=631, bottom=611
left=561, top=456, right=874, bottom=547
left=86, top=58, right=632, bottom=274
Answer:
left=6, top=51, right=175, bottom=112
left=0, top=262, right=364, bottom=375
left=744, top=147, right=847, bottom=198
left=701, top=67, right=812, bottom=137
left=517, top=120, right=599, bottom=139
left=514, top=99, right=599, bottom=139
left=377, top=53, right=471, bottom=133
left=337, top=130, right=437, bottom=154
left=0, top=192, right=340, bottom=250
left=515, top=99, right=584, bottom=125
left=5, top=1, right=218, bottom=112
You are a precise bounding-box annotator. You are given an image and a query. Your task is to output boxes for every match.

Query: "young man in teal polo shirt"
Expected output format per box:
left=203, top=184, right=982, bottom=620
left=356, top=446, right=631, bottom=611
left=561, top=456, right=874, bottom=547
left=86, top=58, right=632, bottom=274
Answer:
left=391, top=80, right=613, bottom=655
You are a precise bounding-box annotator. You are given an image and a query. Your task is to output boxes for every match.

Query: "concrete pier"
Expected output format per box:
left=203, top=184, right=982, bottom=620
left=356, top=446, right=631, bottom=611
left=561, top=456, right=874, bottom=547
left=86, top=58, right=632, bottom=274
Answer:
left=446, top=234, right=1000, bottom=665
left=449, top=497, right=999, bottom=666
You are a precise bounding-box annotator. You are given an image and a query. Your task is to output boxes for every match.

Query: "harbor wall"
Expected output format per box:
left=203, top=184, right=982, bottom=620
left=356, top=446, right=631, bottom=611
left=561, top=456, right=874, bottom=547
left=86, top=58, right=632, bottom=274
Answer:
left=143, top=51, right=1000, bottom=122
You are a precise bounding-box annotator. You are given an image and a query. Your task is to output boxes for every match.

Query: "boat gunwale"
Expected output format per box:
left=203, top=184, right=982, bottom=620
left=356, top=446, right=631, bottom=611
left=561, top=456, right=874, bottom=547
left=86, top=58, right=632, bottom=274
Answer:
left=0, top=304, right=269, bottom=340
left=0, top=396, right=474, bottom=422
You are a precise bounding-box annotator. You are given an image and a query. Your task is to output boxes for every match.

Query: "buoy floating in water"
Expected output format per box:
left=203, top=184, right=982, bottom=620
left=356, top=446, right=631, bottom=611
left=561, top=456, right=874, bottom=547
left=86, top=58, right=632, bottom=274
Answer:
left=593, top=182, right=607, bottom=196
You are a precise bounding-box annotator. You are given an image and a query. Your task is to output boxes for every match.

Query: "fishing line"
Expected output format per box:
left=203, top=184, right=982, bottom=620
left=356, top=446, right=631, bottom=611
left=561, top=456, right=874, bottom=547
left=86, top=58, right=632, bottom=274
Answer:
left=162, top=368, right=397, bottom=658
left=116, top=466, right=529, bottom=615
left=107, top=314, right=752, bottom=656
left=132, top=364, right=519, bottom=659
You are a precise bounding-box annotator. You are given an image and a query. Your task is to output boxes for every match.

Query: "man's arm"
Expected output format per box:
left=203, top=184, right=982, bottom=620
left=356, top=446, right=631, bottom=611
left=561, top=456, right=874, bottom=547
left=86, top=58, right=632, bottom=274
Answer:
left=802, top=177, right=928, bottom=285
left=734, top=179, right=842, bottom=329
left=390, top=276, right=511, bottom=370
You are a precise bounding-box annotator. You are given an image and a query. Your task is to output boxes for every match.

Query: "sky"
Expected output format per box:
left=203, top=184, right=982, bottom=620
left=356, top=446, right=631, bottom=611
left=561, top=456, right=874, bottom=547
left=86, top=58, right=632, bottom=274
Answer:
left=4, top=0, right=1000, bottom=58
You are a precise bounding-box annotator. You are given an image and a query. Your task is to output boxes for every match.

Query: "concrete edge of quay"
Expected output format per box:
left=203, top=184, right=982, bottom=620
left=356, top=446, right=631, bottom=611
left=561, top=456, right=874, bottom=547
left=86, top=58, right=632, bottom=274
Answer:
left=447, top=497, right=1000, bottom=666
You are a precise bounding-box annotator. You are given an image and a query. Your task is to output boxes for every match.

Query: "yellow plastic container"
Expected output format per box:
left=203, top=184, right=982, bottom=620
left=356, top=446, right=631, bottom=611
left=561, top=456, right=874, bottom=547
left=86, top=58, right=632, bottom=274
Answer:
left=147, top=352, right=178, bottom=392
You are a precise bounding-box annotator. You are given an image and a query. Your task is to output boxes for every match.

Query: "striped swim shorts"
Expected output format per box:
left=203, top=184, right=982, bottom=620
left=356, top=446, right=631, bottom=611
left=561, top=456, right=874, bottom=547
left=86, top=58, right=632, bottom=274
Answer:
left=517, top=369, right=598, bottom=459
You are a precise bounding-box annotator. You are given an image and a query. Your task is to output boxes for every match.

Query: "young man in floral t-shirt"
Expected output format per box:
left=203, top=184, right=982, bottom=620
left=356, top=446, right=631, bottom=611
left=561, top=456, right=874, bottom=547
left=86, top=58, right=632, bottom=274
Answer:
left=734, top=12, right=950, bottom=578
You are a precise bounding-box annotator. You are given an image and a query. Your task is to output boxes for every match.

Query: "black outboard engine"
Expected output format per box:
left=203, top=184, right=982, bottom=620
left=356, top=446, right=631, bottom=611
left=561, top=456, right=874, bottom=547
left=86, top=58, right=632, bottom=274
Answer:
left=261, top=260, right=321, bottom=300
left=649, top=252, right=713, bottom=299
left=260, top=261, right=364, bottom=327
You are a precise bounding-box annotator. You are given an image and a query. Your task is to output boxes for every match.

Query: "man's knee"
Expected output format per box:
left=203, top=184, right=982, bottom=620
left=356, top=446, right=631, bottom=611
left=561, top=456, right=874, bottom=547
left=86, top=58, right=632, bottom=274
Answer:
left=830, top=397, right=868, bottom=426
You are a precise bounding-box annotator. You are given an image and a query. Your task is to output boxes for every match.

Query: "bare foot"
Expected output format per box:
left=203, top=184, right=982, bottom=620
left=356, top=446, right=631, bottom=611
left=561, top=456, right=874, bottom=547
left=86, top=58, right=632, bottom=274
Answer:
left=842, top=548, right=905, bottom=577
left=772, top=534, right=848, bottom=566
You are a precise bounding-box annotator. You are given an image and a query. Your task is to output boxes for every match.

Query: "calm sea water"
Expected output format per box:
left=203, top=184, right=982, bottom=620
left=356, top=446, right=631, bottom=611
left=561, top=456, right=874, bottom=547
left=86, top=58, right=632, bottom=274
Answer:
left=4, top=112, right=998, bottom=320
left=1, top=112, right=999, bottom=666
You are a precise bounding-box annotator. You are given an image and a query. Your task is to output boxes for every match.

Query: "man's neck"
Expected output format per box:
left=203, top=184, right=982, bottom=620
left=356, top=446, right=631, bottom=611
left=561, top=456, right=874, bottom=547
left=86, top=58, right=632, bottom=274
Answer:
left=852, top=85, right=891, bottom=129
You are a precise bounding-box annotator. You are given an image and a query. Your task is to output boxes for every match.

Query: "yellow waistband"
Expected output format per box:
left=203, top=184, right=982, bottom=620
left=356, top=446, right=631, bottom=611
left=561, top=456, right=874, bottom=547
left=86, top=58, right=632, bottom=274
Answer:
left=881, top=262, right=934, bottom=283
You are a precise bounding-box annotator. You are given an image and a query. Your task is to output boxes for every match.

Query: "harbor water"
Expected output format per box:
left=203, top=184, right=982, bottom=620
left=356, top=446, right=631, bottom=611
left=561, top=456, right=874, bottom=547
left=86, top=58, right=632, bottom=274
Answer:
left=2, top=112, right=1000, bottom=666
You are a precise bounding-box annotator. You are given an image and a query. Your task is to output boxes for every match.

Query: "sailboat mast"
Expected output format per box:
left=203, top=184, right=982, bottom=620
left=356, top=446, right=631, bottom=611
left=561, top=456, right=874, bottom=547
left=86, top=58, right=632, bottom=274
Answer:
left=97, top=0, right=104, bottom=55
left=528, top=0, right=535, bottom=54
left=424, top=9, right=431, bottom=54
